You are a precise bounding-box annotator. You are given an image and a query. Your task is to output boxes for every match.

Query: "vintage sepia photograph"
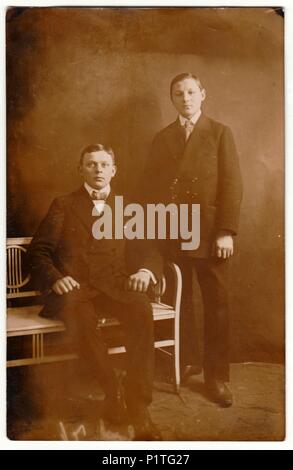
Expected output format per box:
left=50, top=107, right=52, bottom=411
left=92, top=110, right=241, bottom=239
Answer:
left=6, top=6, right=284, bottom=442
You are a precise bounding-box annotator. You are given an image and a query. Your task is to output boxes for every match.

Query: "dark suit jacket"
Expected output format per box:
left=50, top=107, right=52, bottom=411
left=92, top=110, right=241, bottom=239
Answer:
left=29, top=186, right=162, bottom=309
left=141, top=114, right=243, bottom=258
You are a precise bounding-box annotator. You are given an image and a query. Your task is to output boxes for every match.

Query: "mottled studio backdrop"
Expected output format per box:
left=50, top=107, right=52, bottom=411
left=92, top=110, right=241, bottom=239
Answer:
left=6, top=7, right=284, bottom=363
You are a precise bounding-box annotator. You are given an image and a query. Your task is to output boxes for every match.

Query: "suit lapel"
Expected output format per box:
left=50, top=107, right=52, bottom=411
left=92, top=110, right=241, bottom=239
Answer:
left=104, top=189, right=116, bottom=211
left=71, top=186, right=96, bottom=232
left=186, top=113, right=211, bottom=148
left=164, top=119, right=186, bottom=160
left=163, top=115, right=213, bottom=162
left=178, top=114, right=214, bottom=176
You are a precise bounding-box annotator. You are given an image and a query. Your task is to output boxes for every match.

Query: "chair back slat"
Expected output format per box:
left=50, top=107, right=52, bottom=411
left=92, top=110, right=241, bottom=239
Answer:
left=7, top=248, right=17, bottom=293
left=7, top=239, right=34, bottom=298
left=17, top=248, right=22, bottom=288
left=7, top=248, right=11, bottom=291
left=13, top=248, right=18, bottom=291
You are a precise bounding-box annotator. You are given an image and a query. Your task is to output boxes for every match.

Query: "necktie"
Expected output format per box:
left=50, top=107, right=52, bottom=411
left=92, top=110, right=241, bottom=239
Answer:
left=183, top=120, right=194, bottom=141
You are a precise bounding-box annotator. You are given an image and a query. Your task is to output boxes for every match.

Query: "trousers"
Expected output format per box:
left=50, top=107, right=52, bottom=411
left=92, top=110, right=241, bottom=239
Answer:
left=178, top=256, right=231, bottom=382
left=44, top=287, right=154, bottom=412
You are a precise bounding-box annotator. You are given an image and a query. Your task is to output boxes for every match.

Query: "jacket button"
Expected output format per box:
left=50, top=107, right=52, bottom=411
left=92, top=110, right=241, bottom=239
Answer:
left=186, top=190, right=190, bottom=195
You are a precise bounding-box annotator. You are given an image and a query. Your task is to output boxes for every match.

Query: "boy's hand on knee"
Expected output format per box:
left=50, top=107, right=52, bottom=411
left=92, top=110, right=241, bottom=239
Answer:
left=52, top=276, right=80, bottom=295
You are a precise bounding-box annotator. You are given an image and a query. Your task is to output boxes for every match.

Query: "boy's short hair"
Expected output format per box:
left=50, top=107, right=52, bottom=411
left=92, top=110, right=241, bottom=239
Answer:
left=170, top=73, right=204, bottom=97
left=79, top=143, right=115, bottom=166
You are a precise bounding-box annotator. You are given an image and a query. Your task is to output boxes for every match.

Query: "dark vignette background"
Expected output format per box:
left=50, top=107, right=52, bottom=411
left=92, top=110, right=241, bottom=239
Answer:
left=6, top=7, right=284, bottom=363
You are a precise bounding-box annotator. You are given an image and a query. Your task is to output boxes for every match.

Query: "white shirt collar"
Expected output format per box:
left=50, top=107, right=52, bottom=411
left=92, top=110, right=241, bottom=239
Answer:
left=179, top=109, right=202, bottom=127
left=84, top=182, right=111, bottom=198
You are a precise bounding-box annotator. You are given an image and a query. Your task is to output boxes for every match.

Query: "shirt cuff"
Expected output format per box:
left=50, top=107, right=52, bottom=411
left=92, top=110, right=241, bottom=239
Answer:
left=217, top=229, right=235, bottom=236
left=138, top=268, right=157, bottom=285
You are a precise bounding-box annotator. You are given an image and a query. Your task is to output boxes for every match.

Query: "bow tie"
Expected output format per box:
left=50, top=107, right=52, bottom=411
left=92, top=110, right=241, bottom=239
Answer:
left=91, top=190, right=108, bottom=201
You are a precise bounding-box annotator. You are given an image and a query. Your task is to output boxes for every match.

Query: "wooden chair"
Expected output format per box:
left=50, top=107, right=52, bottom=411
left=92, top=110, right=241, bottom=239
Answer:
left=7, top=237, right=182, bottom=392
left=97, top=262, right=182, bottom=393
left=6, top=237, right=77, bottom=367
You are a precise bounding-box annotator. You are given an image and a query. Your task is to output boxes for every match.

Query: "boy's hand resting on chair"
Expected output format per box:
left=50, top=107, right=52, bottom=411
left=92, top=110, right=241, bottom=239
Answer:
left=126, top=271, right=151, bottom=293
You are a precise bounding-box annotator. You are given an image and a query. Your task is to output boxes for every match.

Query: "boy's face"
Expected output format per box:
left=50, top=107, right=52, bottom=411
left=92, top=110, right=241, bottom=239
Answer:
left=171, top=78, right=206, bottom=119
left=79, top=150, right=116, bottom=190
